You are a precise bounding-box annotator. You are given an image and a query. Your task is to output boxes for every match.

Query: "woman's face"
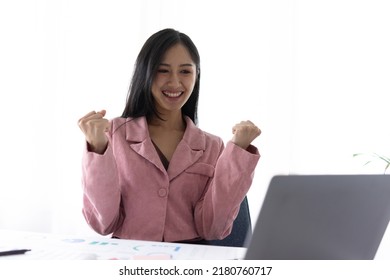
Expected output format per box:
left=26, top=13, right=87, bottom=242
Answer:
left=151, top=43, right=197, bottom=116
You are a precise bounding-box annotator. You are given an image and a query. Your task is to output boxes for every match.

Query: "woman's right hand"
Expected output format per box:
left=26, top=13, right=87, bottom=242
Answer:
left=78, top=110, right=110, bottom=154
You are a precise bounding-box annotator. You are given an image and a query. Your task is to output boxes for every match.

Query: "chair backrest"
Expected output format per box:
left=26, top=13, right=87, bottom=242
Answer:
left=206, top=196, right=252, bottom=247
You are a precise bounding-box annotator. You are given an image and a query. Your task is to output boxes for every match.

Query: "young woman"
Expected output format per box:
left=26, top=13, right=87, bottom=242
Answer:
left=78, top=28, right=261, bottom=243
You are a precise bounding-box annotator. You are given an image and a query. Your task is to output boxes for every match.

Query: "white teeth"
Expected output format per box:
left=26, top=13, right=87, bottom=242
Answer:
left=163, top=91, right=182, bottom=97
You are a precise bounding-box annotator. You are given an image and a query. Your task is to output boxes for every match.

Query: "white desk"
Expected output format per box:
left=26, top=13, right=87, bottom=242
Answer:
left=2, top=229, right=389, bottom=260
left=0, top=230, right=246, bottom=260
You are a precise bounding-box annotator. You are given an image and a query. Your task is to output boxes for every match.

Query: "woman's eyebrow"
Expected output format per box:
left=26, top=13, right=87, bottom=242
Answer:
left=159, top=63, right=195, bottom=67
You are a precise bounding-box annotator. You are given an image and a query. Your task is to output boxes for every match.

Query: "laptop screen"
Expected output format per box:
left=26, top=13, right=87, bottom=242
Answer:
left=245, top=175, right=390, bottom=260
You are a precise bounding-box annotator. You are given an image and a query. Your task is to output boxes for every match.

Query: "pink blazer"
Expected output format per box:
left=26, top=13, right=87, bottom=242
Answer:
left=82, top=116, right=260, bottom=242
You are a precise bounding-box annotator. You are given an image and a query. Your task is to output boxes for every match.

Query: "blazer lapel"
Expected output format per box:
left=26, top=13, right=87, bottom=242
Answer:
left=124, top=116, right=206, bottom=178
left=168, top=117, right=205, bottom=181
left=125, top=117, right=166, bottom=174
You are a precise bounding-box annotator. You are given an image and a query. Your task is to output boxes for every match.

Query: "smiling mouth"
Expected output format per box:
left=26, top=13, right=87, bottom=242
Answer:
left=162, top=91, right=183, bottom=98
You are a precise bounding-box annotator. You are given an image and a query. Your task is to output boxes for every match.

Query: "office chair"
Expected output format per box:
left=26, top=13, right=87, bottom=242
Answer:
left=206, top=196, right=252, bottom=247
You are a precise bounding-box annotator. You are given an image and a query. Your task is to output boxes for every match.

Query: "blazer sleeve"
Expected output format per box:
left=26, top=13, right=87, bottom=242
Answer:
left=194, top=140, right=260, bottom=240
left=81, top=126, right=124, bottom=235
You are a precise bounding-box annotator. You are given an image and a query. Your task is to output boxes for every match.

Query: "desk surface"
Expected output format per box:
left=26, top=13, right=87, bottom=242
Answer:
left=2, top=228, right=390, bottom=260
left=0, top=230, right=246, bottom=260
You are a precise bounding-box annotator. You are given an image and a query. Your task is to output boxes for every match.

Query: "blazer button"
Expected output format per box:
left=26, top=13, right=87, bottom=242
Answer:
left=158, top=188, right=167, bottom=197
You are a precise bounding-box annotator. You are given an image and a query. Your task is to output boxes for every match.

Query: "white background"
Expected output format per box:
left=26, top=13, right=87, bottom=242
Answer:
left=0, top=0, right=389, bottom=236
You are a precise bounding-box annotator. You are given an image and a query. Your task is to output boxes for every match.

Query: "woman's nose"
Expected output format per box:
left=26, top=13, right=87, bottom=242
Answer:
left=168, top=73, right=181, bottom=87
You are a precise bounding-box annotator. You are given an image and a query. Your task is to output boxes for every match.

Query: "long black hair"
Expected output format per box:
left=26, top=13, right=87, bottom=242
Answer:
left=121, top=28, right=201, bottom=124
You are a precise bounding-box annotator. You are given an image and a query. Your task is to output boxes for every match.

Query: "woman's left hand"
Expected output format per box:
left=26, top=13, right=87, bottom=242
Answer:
left=231, top=120, right=261, bottom=150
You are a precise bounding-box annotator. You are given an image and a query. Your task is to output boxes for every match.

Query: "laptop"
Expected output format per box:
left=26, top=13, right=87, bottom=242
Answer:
left=245, top=174, right=390, bottom=260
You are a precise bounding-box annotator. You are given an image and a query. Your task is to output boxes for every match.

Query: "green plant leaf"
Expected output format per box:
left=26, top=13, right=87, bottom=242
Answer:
left=363, top=160, right=373, bottom=166
left=353, top=152, right=390, bottom=173
left=385, top=162, right=390, bottom=174
left=373, top=153, right=390, bottom=164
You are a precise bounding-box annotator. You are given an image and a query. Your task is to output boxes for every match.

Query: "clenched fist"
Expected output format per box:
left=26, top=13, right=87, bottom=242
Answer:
left=231, top=120, right=261, bottom=150
left=78, top=110, right=110, bottom=154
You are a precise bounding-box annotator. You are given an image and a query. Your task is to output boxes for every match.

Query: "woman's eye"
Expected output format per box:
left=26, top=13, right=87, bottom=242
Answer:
left=157, top=69, right=169, bottom=73
left=181, top=70, right=191, bottom=74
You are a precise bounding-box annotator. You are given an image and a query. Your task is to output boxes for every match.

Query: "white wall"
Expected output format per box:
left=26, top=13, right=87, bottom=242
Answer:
left=0, top=0, right=389, bottom=236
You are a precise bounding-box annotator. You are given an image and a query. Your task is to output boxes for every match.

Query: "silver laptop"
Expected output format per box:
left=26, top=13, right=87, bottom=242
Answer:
left=245, top=174, right=390, bottom=260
